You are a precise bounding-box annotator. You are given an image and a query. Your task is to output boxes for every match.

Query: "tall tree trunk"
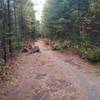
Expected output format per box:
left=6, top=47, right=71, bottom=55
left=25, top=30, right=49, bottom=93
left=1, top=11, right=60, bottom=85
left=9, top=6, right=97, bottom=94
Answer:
left=7, top=0, right=12, bottom=54
left=1, top=0, right=7, bottom=63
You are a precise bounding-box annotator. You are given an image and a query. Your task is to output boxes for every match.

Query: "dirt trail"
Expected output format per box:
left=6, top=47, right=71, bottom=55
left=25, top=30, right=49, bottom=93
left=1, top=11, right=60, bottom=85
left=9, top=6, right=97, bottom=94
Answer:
left=0, top=40, right=100, bottom=100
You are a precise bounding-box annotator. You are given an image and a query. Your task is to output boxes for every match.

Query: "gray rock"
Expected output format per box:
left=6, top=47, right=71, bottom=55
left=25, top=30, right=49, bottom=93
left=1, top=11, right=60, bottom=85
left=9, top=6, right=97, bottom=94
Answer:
left=30, top=46, right=40, bottom=54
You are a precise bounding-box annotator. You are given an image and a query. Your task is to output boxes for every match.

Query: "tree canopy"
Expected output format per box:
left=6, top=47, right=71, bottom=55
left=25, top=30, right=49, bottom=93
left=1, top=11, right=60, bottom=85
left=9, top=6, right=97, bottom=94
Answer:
left=41, top=0, right=100, bottom=61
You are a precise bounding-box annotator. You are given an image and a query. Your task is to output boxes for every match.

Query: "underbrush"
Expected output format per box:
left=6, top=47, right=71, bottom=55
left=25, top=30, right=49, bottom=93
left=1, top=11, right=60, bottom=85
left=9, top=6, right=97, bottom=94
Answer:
left=80, top=48, right=100, bottom=62
left=0, top=59, right=8, bottom=81
left=52, top=40, right=72, bottom=51
left=51, top=39, right=100, bottom=62
left=11, top=30, right=21, bottom=50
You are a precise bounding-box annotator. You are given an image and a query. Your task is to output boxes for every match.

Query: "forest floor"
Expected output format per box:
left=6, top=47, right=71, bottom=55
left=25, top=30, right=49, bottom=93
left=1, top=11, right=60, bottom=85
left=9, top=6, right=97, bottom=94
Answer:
left=0, top=40, right=100, bottom=100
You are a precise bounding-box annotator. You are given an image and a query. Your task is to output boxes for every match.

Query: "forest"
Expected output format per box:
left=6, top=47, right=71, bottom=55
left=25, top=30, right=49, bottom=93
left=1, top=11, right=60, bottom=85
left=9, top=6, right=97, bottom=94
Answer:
left=0, top=0, right=36, bottom=63
left=0, top=0, right=100, bottom=65
left=0, top=0, right=100, bottom=74
left=41, top=0, right=100, bottom=62
left=0, top=0, right=100, bottom=99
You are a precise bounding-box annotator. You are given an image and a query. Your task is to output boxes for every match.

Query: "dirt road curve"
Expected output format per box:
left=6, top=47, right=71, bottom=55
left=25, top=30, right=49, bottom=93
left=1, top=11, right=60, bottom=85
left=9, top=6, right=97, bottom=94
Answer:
left=0, top=40, right=100, bottom=100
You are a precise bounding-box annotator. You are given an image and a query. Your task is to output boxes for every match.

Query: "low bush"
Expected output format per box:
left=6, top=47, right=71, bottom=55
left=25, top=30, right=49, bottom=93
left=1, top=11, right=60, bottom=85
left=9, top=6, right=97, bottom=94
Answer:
left=12, top=41, right=21, bottom=50
left=0, top=59, right=7, bottom=80
left=52, top=40, right=72, bottom=50
left=81, top=48, right=100, bottom=62
left=51, top=38, right=100, bottom=62
left=11, top=30, right=21, bottom=50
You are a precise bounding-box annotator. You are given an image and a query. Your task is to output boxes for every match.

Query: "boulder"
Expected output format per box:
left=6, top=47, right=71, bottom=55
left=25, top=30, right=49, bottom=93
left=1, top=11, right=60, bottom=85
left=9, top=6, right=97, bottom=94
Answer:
left=29, top=46, right=40, bottom=54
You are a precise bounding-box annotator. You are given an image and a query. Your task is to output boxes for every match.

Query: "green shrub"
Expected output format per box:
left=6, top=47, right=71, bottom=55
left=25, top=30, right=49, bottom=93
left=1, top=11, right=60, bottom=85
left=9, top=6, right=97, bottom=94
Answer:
left=11, top=31, right=21, bottom=50
left=52, top=40, right=72, bottom=50
left=12, top=41, right=21, bottom=50
left=81, top=48, right=100, bottom=62
left=52, top=41, right=62, bottom=50
left=0, top=59, right=10, bottom=80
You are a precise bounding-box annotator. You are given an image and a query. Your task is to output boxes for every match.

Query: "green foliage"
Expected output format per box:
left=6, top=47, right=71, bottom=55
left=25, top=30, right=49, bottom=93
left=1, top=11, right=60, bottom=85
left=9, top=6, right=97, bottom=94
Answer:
left=81, top=48, right=100, bottom=62
left=41, top=0, right=91, bottom=39
left=76, top=33, right=91, bottom=48
left=0, top=0, right=36, bottom=63
left=52, top=41, right=64, bottom=50
left=0, top=59, right=6, bottom=79
left=12, top=40, right=21, bottom=50
left=52, top=40, right=72, bottom=51
left=11, top=27, right=21, bottom=50
left=12, top=0, right=36, bottom=39
left=41, top=0, right=100, bottom=62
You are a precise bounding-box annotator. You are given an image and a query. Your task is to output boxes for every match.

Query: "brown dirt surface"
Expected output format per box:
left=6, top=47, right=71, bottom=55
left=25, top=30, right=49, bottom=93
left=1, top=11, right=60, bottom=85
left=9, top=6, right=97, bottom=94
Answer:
left=0, top=40, right=100, bottom=100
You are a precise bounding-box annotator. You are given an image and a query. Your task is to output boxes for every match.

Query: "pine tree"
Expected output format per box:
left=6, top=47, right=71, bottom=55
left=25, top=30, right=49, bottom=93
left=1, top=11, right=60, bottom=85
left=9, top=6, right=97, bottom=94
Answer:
left=0, top=0, right=36, bottom=63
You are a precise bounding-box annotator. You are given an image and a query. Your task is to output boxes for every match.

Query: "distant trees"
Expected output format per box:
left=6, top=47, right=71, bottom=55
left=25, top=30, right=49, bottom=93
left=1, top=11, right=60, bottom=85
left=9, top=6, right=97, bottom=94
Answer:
left=41, top=0, right=100, bottom=43
left=11, top=0, right=36, bottom=39
left=41, top=0, right=100, bottom=61
left=0, top=0, right=36, bottom=63
left=41, top=0, right=90, bottom=39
